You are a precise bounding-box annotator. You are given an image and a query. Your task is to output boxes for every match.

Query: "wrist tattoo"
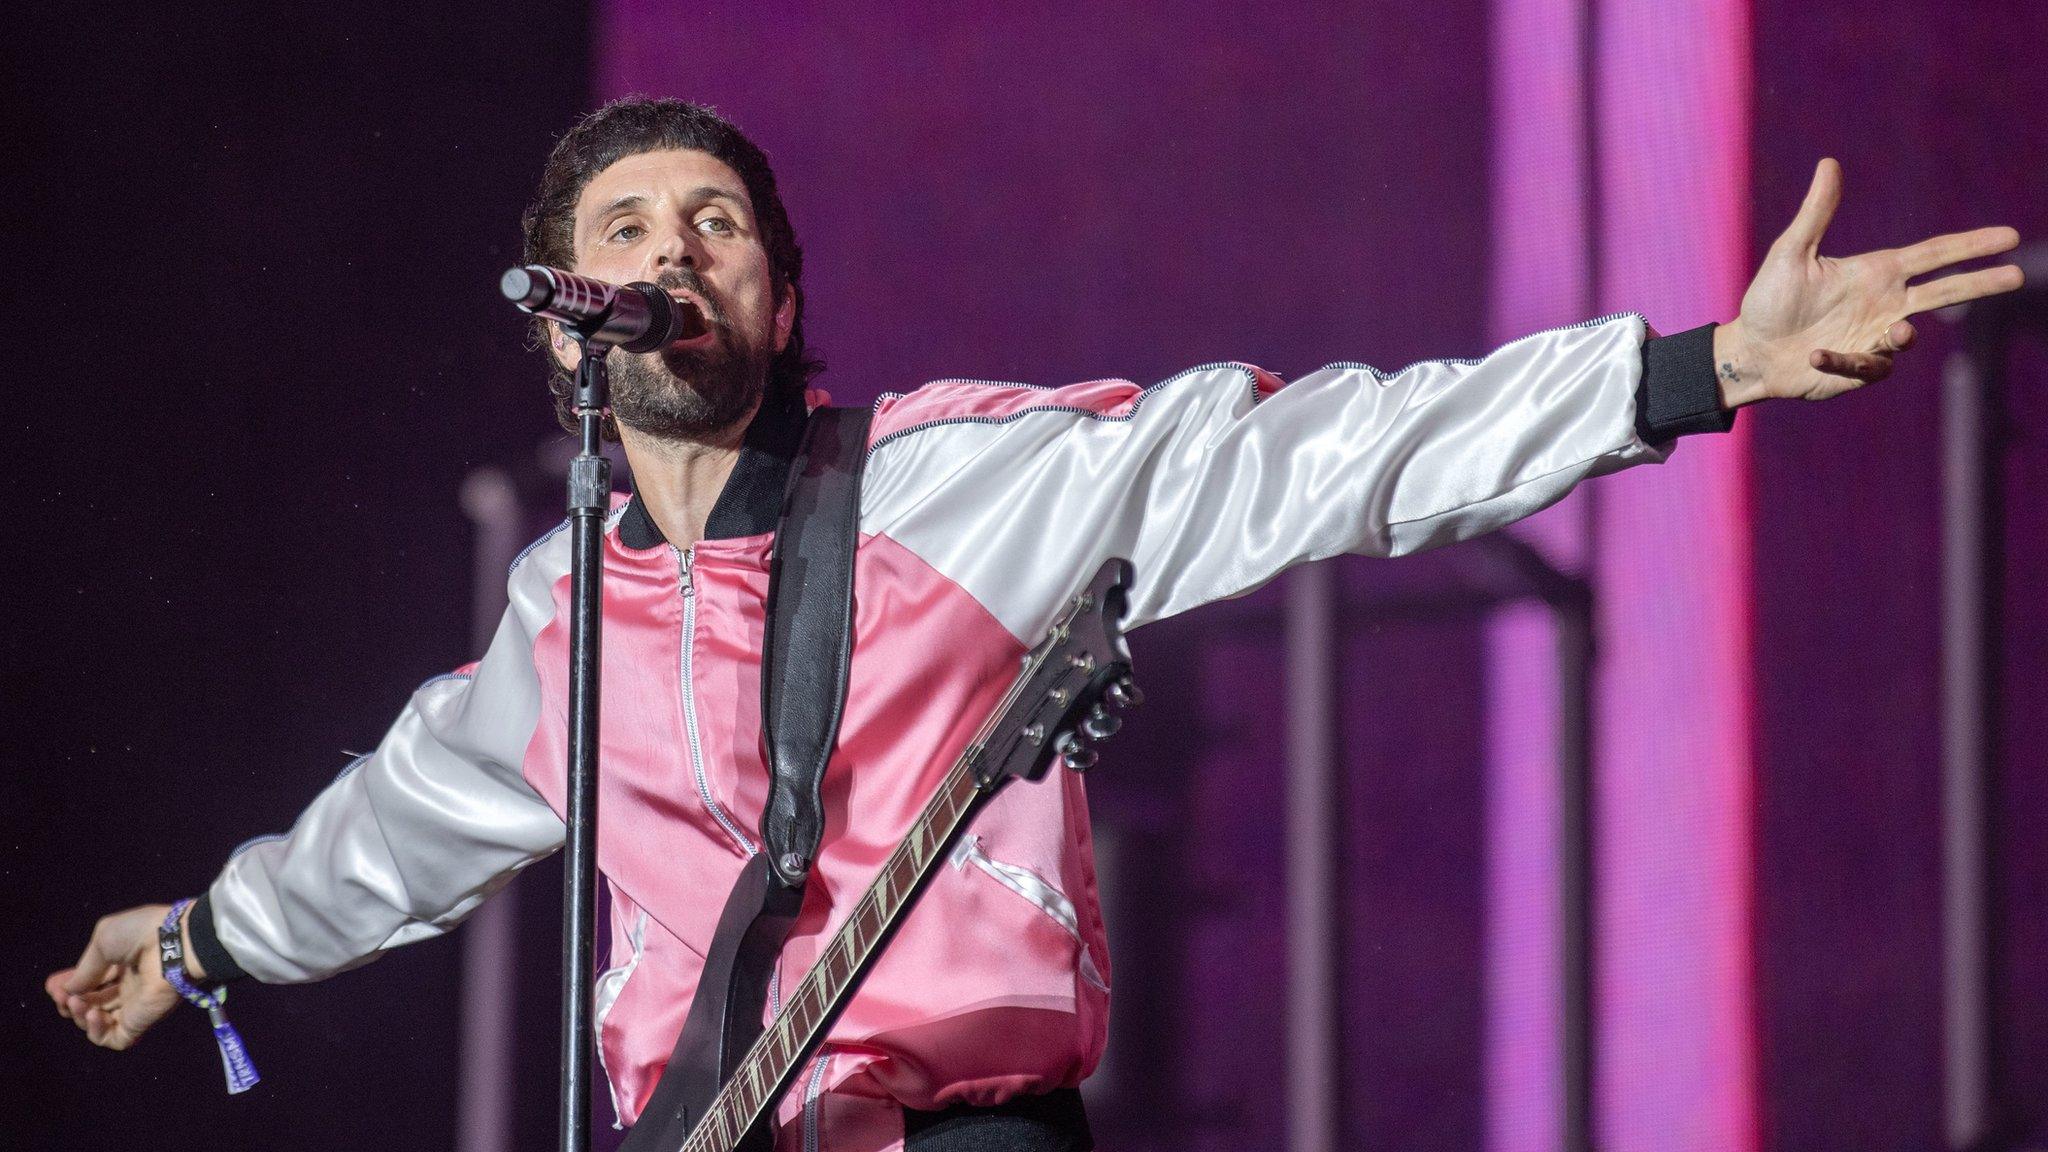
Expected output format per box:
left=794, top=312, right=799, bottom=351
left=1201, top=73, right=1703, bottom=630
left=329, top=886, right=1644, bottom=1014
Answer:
left=1719, top=360, right=1742, bottom=384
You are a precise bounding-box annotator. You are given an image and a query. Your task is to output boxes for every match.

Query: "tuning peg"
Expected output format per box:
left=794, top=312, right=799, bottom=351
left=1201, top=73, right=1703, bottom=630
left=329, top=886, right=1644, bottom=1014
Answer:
left=1106, top=678, right=1143, bottom=710
left=1055, top=732, right=1100, bottom=772
left=1081, top=706, right=1121, bottom=741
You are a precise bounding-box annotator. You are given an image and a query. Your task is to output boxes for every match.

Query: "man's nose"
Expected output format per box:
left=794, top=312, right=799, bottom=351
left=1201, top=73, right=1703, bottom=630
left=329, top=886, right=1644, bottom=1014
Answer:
left=653, top=230, right=695, bottom=272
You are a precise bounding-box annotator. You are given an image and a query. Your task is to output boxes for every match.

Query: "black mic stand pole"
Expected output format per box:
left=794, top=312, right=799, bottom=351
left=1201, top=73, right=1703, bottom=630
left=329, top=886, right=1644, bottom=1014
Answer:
left=559, top=331, right=612, bottom=1152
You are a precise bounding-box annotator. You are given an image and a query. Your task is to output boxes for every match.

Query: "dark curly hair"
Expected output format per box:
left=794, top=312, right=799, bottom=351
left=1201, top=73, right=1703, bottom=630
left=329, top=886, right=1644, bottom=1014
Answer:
left=520, top=97, right=824, bottom=437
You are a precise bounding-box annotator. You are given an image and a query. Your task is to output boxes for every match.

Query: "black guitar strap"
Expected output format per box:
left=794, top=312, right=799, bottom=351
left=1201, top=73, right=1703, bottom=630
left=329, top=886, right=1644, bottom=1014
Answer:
left=759, top=404, right=871, bottom=888
left=619, top=404, right=871, bottom=1152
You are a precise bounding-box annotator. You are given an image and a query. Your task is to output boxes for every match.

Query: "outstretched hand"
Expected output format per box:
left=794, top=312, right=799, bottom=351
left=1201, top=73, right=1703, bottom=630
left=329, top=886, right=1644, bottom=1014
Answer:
left=46, top=903, right=183, bottom=1051
left=1716, top=158, right=2024, bottom=406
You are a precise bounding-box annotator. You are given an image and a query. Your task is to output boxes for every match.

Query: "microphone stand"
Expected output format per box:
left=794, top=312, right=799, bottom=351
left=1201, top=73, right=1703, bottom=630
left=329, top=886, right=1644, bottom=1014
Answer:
left=498, top=266, right=698, bottom=1152
left=559, top=331, right=613, bottom=1152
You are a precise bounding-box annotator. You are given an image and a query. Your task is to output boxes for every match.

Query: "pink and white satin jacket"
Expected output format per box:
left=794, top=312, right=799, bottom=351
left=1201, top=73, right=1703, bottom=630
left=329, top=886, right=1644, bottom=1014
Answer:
left=194, top=314, right=1728, bottom=1149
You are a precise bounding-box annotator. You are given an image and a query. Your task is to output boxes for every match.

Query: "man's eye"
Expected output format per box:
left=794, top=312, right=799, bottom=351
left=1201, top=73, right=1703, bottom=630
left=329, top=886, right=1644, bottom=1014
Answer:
left=608, top=224, right=644, bottom=242
left=696, top=217, right=734, bottom=235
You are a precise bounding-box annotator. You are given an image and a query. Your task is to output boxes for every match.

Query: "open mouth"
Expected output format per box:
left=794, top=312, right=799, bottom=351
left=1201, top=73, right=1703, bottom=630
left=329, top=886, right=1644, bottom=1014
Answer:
left=663, top=289, right=716, bottom=348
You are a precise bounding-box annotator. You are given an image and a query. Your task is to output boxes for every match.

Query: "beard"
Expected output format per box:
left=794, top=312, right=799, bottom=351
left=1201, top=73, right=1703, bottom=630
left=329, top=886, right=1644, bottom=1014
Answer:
left=606, top=268, right=772, bottom=441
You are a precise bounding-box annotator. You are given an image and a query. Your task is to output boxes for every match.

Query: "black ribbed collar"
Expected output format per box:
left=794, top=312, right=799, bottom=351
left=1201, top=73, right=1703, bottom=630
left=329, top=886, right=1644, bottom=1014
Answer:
left=616, top=387, right=810, bottom=549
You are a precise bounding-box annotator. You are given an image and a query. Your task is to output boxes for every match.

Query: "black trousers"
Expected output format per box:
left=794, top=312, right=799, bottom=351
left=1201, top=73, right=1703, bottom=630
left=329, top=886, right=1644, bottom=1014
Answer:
left=901, top=1088, right=1092, bottom=1151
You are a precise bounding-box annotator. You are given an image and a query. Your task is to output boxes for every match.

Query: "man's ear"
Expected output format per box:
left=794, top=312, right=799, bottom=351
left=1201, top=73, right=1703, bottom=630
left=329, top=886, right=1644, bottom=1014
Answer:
left=547, top=320, right=581, bottom=372
left=773, top=285, right=796, bottom=355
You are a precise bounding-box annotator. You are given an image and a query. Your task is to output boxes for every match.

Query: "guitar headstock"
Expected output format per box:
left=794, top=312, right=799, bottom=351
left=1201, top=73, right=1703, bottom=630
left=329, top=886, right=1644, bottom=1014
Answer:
left=974, top=558, right=1141, bottom=788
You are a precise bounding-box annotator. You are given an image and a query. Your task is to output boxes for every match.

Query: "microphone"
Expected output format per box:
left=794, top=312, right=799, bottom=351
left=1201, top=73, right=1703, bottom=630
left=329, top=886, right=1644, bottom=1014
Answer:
left=499, top=265, right=707, bottom=352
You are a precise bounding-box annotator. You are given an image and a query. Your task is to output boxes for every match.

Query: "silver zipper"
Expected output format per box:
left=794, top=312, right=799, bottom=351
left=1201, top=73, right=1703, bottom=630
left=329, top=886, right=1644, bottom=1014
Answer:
left=676, top=545, right=757, bottom=857
left=802, top=1048, right=833, bottom=1152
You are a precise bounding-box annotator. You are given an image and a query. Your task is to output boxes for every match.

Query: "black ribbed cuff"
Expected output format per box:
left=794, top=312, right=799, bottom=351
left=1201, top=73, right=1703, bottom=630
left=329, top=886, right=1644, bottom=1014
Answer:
left=188, top=891, right=250, bottom=984
left=1637, top=322, right=1739, bottom=442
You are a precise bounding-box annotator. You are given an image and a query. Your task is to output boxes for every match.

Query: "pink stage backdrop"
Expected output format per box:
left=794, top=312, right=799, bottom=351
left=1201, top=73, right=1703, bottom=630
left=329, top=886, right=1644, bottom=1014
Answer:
left=1488, top=3, right=1756, bottom=1150
left=1593, top=2, right=1758, bottom=1149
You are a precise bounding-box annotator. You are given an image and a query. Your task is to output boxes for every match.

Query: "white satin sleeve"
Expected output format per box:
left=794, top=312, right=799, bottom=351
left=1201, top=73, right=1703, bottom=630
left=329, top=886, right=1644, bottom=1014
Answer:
left=861, top=313, right=1666, bottom=637
left=204, top=546, right=567, bottom=984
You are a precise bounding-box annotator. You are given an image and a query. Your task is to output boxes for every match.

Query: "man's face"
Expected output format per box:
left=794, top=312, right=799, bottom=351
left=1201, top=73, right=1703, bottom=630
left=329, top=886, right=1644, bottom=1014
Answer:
left=556, top=148, right=794, bottom=439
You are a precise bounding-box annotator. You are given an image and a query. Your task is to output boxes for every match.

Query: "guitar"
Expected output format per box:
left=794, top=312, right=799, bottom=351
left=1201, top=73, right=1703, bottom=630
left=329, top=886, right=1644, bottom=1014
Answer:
left=634, top=557, right=1138, bottom=1152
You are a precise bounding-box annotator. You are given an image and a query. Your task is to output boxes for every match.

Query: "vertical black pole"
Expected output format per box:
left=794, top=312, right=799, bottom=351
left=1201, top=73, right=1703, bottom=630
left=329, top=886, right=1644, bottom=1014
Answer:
left=561, top=343, right=611, bottom=1152
left=1570, top=0, right=1603, bottom=1142
left=1556, top=586, right=1596, bottom=1152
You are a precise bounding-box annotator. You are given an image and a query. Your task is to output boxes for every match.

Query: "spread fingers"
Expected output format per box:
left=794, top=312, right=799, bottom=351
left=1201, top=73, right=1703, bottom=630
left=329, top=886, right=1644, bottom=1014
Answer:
left=1906, top=263, right=2026, bottom=314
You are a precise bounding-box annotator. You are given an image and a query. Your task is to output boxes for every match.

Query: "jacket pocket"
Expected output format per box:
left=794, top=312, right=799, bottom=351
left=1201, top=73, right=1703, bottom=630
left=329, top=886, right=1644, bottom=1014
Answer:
left=593, top=907, right=649, bottom=1128
left=950, top=834, right=1108, bottom=993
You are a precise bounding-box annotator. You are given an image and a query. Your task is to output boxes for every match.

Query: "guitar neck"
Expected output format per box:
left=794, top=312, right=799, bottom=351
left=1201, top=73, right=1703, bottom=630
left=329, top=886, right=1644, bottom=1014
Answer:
left=679, top=746, right=998, bottom=1152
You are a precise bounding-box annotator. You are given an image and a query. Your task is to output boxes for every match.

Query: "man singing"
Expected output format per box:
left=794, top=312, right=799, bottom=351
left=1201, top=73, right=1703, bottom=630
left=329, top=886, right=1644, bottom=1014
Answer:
left=46, top=98, right=2023, bottom=1151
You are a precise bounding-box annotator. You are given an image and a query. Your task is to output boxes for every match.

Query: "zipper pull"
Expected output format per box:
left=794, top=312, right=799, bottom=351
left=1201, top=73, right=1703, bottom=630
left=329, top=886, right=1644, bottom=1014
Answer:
left=675, top=545, right=695, bottom=596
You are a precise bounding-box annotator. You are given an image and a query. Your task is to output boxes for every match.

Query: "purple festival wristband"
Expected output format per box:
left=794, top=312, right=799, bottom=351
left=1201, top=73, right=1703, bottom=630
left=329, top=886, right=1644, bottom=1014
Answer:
left=160, top=898, right=260, bottom=1094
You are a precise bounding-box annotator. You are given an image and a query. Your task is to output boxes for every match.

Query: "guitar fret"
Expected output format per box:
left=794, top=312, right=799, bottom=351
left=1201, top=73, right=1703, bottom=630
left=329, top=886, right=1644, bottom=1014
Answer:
left=741, top=1062, right=761, bottom=1114
left=873, top=876, right=896, bottom=925
left=790, top=980, right=817, bottom=1030
left=854, top=895, right=879, bottom=948
left=843, top=908, right=866, bottom=958
left=935, top=777, right=964, bottom=827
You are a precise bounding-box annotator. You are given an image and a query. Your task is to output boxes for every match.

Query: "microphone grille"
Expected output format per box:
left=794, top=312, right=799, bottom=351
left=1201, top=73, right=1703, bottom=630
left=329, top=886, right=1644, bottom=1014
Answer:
left=499, top=266, right=549, bottom=309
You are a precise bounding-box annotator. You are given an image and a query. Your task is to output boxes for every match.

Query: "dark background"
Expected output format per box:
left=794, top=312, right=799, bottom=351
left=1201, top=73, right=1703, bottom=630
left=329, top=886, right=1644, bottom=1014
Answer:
left=5, top=5, right=585, bottom=1147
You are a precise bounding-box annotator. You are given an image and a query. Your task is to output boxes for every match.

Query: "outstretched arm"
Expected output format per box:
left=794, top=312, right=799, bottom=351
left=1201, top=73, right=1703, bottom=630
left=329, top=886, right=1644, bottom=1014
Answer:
left=863, top=159, right=2021, bottom=638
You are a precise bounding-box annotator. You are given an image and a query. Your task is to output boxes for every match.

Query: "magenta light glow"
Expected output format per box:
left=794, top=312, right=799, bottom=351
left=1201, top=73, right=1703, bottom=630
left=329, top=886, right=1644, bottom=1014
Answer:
left=1594, top=1, right=1758, bottom=1149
